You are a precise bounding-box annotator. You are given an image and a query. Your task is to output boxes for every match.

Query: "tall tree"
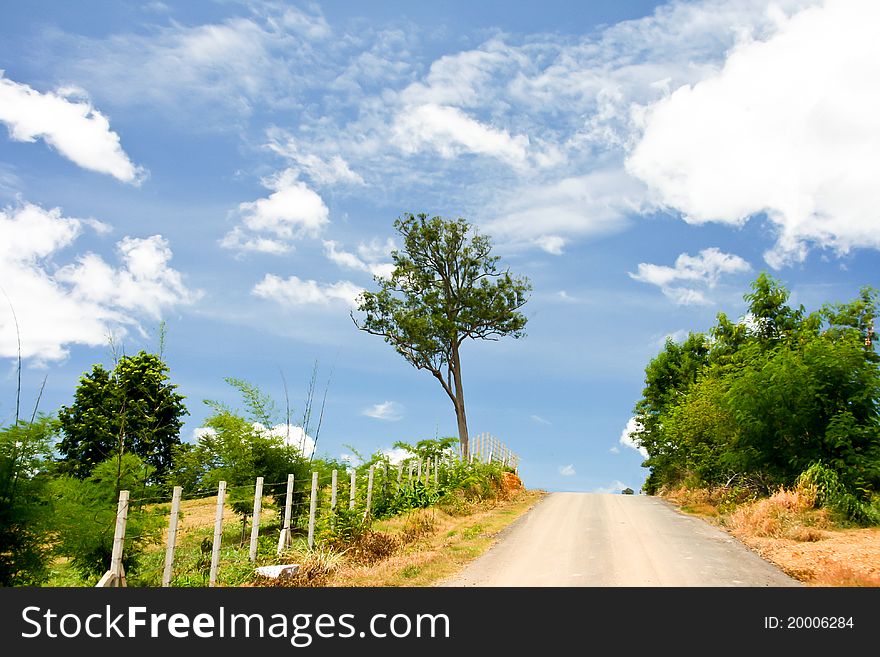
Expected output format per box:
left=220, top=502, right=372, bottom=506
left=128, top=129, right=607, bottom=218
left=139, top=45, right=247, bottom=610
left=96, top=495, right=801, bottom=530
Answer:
left=353, top=214, right=531, bottom=459
left=58, top=351, right=188, bottom=481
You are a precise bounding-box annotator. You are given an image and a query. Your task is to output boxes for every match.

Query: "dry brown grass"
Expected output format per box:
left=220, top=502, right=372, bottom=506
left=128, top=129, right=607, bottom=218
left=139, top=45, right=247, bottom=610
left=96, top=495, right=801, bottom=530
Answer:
left=248, top=489, right=544, bottom=588
left=319, top=489, right=543, bottom=587
left=725, top=487, right=832, bottom=540
left=662, top=485, right=880, bottom=587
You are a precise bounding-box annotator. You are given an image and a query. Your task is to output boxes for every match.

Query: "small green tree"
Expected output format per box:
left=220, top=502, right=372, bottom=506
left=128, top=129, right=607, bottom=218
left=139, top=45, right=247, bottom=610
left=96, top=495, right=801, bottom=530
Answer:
left=57, top=351, right=188, bottom=483
left=51, top=453, right=164, bottom=581
left=178, top=379, right=311, bottom=540
left=353, top=214, right=531, bottom=459
left=0, top=416, right=57, bottom=585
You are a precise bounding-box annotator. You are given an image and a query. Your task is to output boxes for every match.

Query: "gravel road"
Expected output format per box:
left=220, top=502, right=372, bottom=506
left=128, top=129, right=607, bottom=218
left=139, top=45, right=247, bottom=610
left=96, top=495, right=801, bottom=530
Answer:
left=440, top=492, right=800, bottom=586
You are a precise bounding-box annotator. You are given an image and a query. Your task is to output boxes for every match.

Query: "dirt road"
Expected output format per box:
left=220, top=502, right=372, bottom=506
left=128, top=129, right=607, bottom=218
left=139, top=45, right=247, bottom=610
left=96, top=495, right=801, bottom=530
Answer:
left=440, top=492, right=799, bottom=586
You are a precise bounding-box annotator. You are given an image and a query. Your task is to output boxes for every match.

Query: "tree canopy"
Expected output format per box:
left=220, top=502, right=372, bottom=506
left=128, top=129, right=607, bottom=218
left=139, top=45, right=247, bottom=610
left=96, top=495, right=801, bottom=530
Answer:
left=57, top=351, right=188, bottom=481
left=631, top=274, right=880, bottom=523
left=352, top=214, right=531, bottom=458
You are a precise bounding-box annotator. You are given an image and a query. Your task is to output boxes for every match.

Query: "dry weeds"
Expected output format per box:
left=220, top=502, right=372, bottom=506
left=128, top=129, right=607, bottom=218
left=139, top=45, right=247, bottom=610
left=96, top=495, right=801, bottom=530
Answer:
left=663, top=485, right=880, bottom=587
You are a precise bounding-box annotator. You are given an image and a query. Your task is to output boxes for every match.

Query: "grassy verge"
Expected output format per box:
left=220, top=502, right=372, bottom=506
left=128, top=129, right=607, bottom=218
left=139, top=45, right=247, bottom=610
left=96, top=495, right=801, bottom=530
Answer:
left=660, top=485, right=880, bottom=587
left=318, top=489, right=545, bottom=587
left=44, top=475, right=544, bottom=587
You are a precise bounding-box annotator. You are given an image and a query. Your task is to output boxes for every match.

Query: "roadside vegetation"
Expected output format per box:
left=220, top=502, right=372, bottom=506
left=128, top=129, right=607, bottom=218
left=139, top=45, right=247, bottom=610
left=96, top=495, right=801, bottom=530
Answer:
left=630, top=274, right=880, bottom=586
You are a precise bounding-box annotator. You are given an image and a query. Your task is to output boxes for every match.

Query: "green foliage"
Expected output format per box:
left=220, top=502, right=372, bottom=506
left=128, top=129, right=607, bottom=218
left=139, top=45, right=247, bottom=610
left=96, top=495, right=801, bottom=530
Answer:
left=51, top=454, right=164, bottom=579
left=634, top=275, right=880, bottom=517
left=353, top=214, right=531, bottom=455
left=169, top=378, right=311, bottom=530
left=797, top=463, right=880, bottom=526
left=57, top=351, right=188, bottom=481
left=0, top=417, right=57, bottom=585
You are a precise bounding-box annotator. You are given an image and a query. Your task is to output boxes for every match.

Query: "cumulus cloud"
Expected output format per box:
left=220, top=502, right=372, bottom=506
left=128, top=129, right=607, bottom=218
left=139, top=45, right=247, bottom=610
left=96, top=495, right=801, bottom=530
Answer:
left=258, top=422, right=316, bottom=459
left=193, top=423, right=315, bottom=458
left=619, top=417, right=648, bottom=459
left=0, top=203, right=199, bottom=362
left=627, top=0, right=880, bottom=267
left=630, top=247, right=751, bottom=305
left=0, top=73, right=144, bottom=183
left=252, top=274, right=363, bottom=308
left=222, top=169, right=329, bottom=254
left=559, top=464, right=576, bottom=477
left=533, top=235, right=566, bottom=256
left=362, top=401, right=403, bottom=421
left=381, top=447, right=412, bottom=465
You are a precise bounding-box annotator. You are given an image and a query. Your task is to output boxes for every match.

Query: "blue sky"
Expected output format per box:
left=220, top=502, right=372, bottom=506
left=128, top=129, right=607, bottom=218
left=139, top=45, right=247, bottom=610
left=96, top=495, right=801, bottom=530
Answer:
left=1, top=0, right=878, bottom=493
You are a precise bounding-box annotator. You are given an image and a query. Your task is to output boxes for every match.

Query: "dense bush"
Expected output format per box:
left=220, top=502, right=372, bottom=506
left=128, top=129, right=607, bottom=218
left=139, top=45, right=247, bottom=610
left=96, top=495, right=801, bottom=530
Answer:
left=632, top=275, right=880, bottom=525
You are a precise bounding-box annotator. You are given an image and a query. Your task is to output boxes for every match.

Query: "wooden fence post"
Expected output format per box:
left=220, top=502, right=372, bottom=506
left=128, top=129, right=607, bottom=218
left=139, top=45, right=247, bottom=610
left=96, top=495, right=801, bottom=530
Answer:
left=364, top=465, right=374, bottom=520
left=434, top=456, right=439, bottom=487
left=330, top=469, right=338, bottom=527
left=396, top=463, right=403, bottom=491
left=162, top=486, right=182, bottom=587
left=248, top=477, right=263, bottom=562
left=209, top=481, right=226, bottom=587
left=96, top=489, right=130, bottom=587
left=277, top=474, right=294, bottom=554
left=307, top=471, right=318, bottom=550
left=349, top=469, right=356, bottom=509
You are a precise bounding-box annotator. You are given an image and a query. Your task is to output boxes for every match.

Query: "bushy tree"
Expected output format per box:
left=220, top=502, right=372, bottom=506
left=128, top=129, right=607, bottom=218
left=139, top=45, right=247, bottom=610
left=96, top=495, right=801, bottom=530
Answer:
left=51, top=453, right=164, bottom=580
left=57, top=351, right=188, bottom=482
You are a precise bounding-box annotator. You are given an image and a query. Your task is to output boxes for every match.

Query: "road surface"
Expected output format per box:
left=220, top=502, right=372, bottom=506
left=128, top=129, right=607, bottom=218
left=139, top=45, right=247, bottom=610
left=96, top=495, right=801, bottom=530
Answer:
left=440, top=492, right=799, bottom=586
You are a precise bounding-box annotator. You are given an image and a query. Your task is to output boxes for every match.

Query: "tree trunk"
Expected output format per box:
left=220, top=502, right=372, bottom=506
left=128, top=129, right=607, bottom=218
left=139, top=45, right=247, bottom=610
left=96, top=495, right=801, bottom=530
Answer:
left=451, top=344, right=470, bottom=460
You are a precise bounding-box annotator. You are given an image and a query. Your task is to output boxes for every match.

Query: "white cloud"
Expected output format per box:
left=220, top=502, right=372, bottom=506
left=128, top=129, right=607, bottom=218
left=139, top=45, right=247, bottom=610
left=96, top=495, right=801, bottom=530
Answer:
left=559, top=464, right=576, bottom=477
left=323, top=239, right=394, bottom=279
left=193, top=422, right=315, bottom=458
left=252, top=274, right=363, bottom=308
left=627, top=0, right=880, bottom=267
left=266, top=129, right=365, bottom=186
left=630, top=247, right=751, bottom=306
left=222, top=169, right=329, bottom=254
left=530, top=414, right=551, bottom=426
left=609, top=446, right=620, bottom=454
left=362, top=401, right=404, bottom=422
left=381, top=447, right=412, bottom=465
left=656, top=329, right=690, bottom=348
left=259, top=422, right=316, bottom=459
left=0, top=203, right=199, bottom=362
left=392, top=103, right=529, bottom=167
left=619, top=417, right=648, bottom=459
left=533, top=235, right=566, bottom=256
left=595, top=480, right=630, bottom=494
left=0, top=73, right=144, bottom=183
left=484, top=169, right=646, bottom=247
left=59, top=6, right=332, bottom=120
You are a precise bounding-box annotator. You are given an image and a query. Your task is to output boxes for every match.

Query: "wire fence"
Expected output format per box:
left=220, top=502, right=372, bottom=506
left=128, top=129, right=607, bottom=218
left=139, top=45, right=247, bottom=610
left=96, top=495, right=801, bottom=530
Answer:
left=95, top=434, right=519, bottom=587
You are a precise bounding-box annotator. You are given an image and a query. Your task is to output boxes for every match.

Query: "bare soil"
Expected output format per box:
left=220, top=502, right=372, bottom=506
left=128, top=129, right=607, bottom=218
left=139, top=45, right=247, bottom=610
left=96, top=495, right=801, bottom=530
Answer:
left=731, top=527, right=880, bottom=586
